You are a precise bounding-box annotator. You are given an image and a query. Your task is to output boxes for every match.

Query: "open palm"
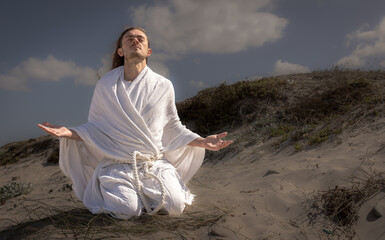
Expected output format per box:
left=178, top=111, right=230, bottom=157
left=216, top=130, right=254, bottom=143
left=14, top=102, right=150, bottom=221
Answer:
left=37, top=122, right=72, bottom=138
left=202, top=132, right=233, bottom=151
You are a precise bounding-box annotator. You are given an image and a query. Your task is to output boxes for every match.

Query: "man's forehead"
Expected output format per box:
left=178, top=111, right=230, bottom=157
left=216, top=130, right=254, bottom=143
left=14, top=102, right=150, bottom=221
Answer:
left=124, top=30, right=147, bottom=38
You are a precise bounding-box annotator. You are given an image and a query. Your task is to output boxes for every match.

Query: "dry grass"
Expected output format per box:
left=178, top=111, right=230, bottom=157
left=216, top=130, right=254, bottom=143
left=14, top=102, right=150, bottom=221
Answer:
left=0, top=197, right=225, bottom=239
left=286, top=77, right=373, bottom=124
left=306, top=171, right=385, bottom=239
left=176, top=69, right=385, bottom=155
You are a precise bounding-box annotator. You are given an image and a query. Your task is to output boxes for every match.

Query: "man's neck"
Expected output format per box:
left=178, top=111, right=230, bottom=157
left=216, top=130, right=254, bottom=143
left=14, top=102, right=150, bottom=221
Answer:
left=123, top=61, right=147, bottom=82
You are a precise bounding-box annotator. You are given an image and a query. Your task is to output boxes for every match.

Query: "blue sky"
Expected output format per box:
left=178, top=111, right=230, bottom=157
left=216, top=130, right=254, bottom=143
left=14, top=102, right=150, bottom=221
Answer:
left=1, top=0, right=385, bottom=146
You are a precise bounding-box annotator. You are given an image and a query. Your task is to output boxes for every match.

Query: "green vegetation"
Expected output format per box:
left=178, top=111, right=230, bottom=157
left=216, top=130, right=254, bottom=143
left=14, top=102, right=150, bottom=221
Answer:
left=0, top=182, right=34, bottom=204
left=177, top=69, right=385, bottom=151
left=270, top=124, right=294, bottom=137
left=2, top=69, right=385, bottom=165
left=177, top=77, right=287, bottom=134
left=2, top=69, right=385, bottom=239
left=287, top=77, right=373, bottom=124
left=308, top=128, right=331, bottom=145
left=290, top=125, right=314, bottom=141
left=294, top=143, right=303, bottom=152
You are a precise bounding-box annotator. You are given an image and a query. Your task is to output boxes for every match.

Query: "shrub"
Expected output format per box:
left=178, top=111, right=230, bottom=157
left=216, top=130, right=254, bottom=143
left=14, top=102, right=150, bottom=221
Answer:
left=308, top=128, right=331, bottom=145
left=177, top=78, right=287, bottom=134
left=294, top=143, right=303, bottom=152
left=287, top=77, right=373, bottom=124
left=0, top=182, right=34, bottom=204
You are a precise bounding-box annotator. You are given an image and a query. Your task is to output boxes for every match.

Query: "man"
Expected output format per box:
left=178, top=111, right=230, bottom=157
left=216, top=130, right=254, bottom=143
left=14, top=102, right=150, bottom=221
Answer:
left=38, top=27, right=233, bottom=219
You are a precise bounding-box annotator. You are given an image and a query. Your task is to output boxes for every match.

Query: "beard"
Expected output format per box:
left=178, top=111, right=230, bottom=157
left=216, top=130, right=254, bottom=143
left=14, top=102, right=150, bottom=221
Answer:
left=124, top=49, right=147, bottom=64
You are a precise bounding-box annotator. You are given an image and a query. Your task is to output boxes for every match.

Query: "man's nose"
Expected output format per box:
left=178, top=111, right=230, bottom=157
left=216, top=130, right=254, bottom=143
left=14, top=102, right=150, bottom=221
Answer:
left=132, top=38, right=139, bottom=44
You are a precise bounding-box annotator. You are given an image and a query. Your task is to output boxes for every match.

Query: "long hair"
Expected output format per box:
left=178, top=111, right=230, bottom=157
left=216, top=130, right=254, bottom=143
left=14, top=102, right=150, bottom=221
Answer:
left=111, top=27, right=150, bottom=70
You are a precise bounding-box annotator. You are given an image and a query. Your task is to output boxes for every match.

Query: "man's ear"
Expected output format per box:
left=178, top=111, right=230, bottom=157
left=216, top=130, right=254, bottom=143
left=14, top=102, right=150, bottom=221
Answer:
left=147, top=48, right=152, bottom=57
left=117, top=48, right=124, bottom=57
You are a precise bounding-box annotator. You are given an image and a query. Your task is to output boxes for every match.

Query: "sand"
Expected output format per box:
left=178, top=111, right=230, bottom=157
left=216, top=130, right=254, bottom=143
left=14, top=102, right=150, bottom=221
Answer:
left=1, top=117, right=385, bottom=239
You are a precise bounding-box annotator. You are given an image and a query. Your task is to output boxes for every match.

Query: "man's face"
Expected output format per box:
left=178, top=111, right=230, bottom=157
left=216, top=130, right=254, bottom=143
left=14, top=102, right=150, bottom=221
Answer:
left=118, top=29, right=152, bottom=63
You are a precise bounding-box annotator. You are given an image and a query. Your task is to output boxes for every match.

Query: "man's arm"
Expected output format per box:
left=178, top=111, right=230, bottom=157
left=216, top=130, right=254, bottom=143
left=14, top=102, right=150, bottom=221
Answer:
left=188, top=132, right=233, bottom=151
left=38, top=122, right=82, bottom=141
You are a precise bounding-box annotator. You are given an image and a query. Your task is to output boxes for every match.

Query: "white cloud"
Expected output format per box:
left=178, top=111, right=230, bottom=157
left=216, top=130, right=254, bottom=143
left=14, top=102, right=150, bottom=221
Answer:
left=96, top=52, right=171, bottom=79
left=96, top=54, right=112, bottom=79
left=0, top=55, right=98, bottom=91
left=345, top=24, right=377, bottom=46
left=336, top=55, right=366, bottom=68
left=273, top=60, right=310, bottom=75
left=73, top=66, right=98, bottom=85
left=189, top=80, right=209, bottom=89
left=0, top=74, right=29, bottom=91
left=147, top=53, right=172, bottom=78
left=130, top=0, right=287, bottom=55
left=337, top=16, right=385, bottom=68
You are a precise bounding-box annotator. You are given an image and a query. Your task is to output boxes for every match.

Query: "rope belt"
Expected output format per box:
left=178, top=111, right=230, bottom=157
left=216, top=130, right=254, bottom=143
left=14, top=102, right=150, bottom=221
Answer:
left=131, top=151, right=165, bottom=215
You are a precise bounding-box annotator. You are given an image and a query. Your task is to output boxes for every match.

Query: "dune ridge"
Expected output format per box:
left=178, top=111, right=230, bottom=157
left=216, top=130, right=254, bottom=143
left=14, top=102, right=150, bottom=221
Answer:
left=1, top=69, right=385, bottom=239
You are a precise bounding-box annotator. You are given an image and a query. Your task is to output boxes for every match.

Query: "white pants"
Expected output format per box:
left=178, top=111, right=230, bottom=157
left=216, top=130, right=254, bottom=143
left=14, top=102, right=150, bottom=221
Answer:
left=82, top=159, right=193, bottom=219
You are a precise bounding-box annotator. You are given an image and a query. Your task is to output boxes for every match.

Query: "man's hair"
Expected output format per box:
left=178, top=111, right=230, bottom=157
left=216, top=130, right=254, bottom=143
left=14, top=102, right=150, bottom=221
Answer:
left=111, top=27, right=151, bottom=70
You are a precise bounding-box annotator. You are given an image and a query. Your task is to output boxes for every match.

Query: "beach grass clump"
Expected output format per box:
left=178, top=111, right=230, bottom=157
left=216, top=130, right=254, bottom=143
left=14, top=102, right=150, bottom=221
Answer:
left=320, top=185, right=363, bottom=226
left=0, top=182, right=34, bottom=204
left=290, top=125, right=314, bottom=141
left=270, top=124, right=294, bottom=137
left=308, top=171, right=385, bottom=238
left=294, top=143, right=303, bottom=152
left=308, top=128, right=331, bottom=145
left=321, top=172, right=385, bottom=225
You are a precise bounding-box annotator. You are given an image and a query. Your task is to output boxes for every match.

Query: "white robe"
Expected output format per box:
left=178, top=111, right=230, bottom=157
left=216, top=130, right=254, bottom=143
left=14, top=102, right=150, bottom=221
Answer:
left=59, top=66, right=205, bottom=218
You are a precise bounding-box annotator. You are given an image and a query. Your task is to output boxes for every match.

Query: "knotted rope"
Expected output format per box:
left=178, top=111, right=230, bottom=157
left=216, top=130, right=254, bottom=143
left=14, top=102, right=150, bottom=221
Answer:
left=131, top=151, right=166, bottom=215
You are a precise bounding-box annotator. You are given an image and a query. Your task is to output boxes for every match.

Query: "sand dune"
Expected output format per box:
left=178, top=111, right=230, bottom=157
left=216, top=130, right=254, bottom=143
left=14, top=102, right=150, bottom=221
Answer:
left=1, top=70, right=385, bottom=239
left=1, top=118, right=384, bottom=239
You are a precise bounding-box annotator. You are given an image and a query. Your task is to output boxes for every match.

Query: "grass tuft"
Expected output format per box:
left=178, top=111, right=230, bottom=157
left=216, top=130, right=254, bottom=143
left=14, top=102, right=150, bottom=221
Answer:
left=0, top=182, right=34, bottom=205
left=306, top=171, right=385, bottom=239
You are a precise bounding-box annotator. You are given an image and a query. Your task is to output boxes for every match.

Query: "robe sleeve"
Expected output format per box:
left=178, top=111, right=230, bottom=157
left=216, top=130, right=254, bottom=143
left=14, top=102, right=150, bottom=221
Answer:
left=161, top=81, right=205, bottom=183
left=59, top=138, right=104, bottom=200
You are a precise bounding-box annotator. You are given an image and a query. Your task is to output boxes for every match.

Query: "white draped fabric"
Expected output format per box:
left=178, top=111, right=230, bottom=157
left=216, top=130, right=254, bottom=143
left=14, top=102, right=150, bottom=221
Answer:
left=59, top=66, right=205, bottom=218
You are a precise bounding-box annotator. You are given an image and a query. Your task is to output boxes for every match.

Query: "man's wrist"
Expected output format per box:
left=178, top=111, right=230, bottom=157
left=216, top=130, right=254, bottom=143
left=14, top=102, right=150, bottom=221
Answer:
left=189, top=137, right=205, bottom=148
left=69, top=129, right=82, bottom=141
